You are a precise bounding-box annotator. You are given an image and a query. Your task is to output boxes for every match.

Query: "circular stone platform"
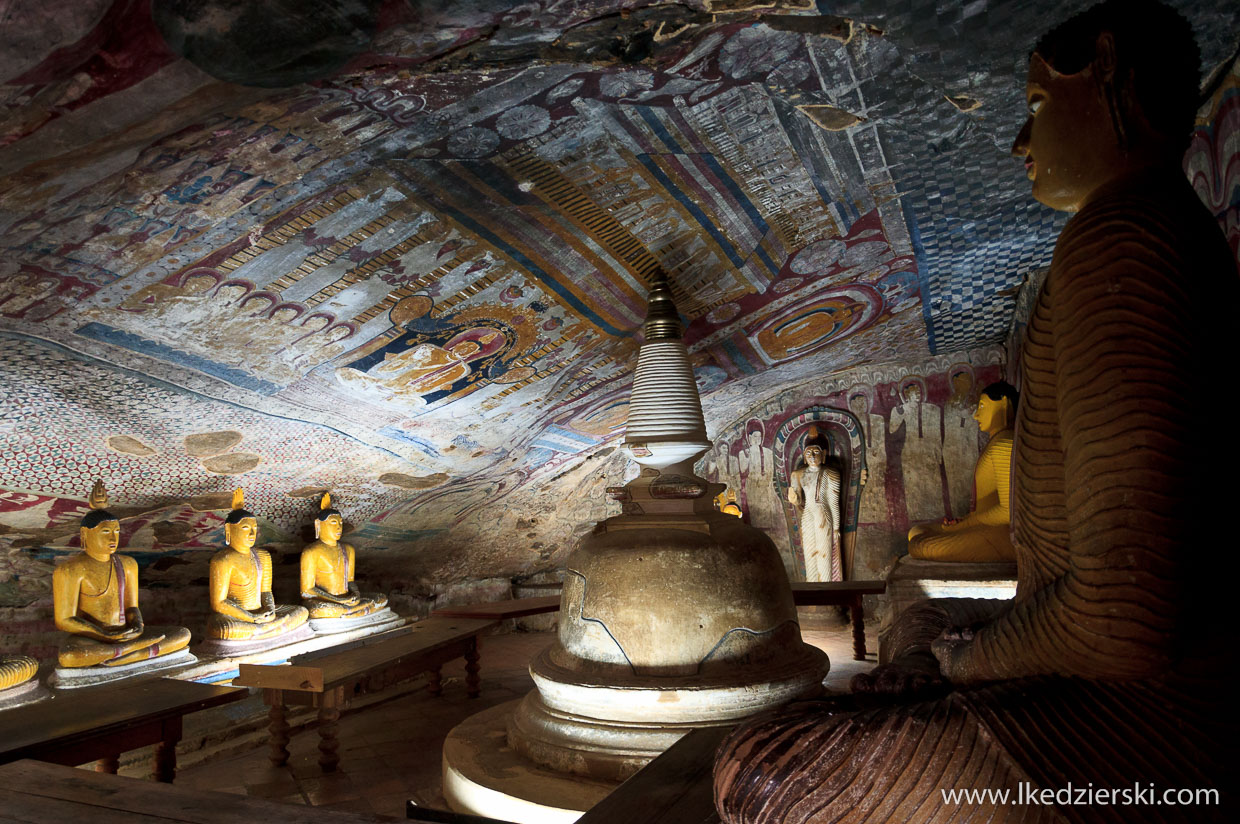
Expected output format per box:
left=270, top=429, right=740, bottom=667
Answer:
left=442, top=699, right=619, bottom=824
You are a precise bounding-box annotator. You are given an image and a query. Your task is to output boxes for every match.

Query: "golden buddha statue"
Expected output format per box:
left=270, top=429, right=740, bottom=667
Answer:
left=0, top=655, right=37, bottom=691
left=206, top=489, right=309, bottom=644
left=905, top=381, right=1017, bottom=562
left=51, top=481, right=192, bottom=678
left=715, top=2, right=1233, bottom=820
left=300, top=493, right=389, bottom=626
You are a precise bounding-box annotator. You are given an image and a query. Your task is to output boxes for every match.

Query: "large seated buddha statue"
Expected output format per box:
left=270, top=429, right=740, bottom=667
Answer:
left=714, top=2, right=1232, bottom=821
left=203, top=489, right=310, bottom=652
left=906, top=382, right=1017, bottom=562
left=300, top=493, right=396, bottom=634
left=50, top=481, right=193, bottom=687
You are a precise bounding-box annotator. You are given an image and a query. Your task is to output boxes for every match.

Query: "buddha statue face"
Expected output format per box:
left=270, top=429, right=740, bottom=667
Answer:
left=80, top=520, right=121, bottom=561
left=803, top=444, right=826, bottom=469
left=225, top=517, right=258, bottom=552
left=316, top=513, right=344, bottom=543
left=973, top=395, right=1011, bottom=435
left=1012, top=51, right=1125, bottom=213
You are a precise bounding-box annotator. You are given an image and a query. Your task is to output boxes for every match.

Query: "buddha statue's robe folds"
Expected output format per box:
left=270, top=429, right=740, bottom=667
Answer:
left=713, top=10, right=1234, bottom=821
left=0, top=655, right=37, bottom=691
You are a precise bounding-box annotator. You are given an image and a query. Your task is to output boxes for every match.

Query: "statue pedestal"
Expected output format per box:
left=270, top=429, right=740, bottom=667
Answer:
left=0, top=678, right=51, bottom=711
left=878, top=556, right=1017, bottom=663
left=193, top=624, right=315, bottom=659
left=309, top=606, right=402, bottom=635
left=49, top=649, right=197, bottom=690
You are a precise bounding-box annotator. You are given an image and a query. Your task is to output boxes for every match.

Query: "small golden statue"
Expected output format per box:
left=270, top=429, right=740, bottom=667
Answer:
left=205, top=488, right=309, bottom=646
left=50, top=481, right=193, bottom=685
left=300, top=492, right=389, bottom=629
left=906, top=381, right=1018, bottom=562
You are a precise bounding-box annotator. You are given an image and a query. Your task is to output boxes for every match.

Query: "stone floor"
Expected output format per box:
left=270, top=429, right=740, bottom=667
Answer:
left=170, top=613, right=875, bottom=818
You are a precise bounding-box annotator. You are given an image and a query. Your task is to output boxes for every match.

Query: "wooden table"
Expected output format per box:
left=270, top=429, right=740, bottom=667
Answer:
left=576, top=726, right=731, bottom=824
left=235, top=617, right=497, bottom=772
left=0, top=759, right=399, bottom=823
left=0, top=678, right=245, bottom=782
left=790, top=580, right=886, bottom=661
left=431, top=595, right=561, bottom=621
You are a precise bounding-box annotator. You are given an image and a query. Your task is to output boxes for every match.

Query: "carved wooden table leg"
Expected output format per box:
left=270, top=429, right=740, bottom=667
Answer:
left=850, top=599, right=866, bottom=661
left=266, top=689, right=290, bottom=766
left=317, top=687, right=343, bottom=773
left=151, top=717, right=182, bottom=782
left=95, top=755, right=119, bottom=774
left=427, top=667, right=442, bottom=697
left=465, top=637, right=481, bottom=699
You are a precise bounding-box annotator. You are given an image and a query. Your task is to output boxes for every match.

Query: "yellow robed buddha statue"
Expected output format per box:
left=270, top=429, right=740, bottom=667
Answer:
left=0, top=655, right=37, bottom=691
left=906, top=381, right=1017, bottom=562
left=206, top=489, right=309, bottom=646
left=50, top=481, right=193, bottom=685
left=300, top=493, right=389, bottom=630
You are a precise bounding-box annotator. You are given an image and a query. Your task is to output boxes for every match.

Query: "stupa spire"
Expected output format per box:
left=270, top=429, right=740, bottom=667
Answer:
left=623, top=272, right=711, bottom=472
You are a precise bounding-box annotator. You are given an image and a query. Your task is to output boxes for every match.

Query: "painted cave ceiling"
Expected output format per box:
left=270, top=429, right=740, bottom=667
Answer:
left=0, top=0, right=1236, bottom=569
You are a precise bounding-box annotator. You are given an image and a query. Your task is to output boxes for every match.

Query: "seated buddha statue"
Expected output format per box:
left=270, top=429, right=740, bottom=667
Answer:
left=906, top=381, right=1017, bottom=562
left=300, top=493, right=389, bottom=627
left=206, top=489, right=309, bottom=645
left=51, top=481, right=192, bottom=677
left=714, top=2, right=1232, bottom=821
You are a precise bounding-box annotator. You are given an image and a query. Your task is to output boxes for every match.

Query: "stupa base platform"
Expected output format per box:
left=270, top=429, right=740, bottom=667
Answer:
left=0, top=678, right=51, bottom=711
left=49, top=649, right=197, bottom=689
left=309, top=606, right=403, bottom=635
left=443, top=699, right=619, bottom=824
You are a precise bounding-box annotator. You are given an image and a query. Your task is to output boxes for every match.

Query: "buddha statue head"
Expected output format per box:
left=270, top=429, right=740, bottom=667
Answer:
left=223, top=487, right=258, bottom=552
left=1011, top=0, right=1200, bottom=212
left=973, top=381, right=1020, bottom=435
left=313, top=492, right=344, bottom=544
left=801, top=428, right=831, bottom=471
left=79, top=480, right=120, bottom=561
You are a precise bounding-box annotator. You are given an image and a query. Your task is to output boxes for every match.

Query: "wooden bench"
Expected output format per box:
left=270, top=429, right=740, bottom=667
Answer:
left=430, top=596, right=560, bottom=621
left=0, top=759, right=399, bottom=823
left=0, top=678, right=245, bottom=783
left=790, top=580, right=886, bottom=661
left=235, top=617, right=497, bottom=773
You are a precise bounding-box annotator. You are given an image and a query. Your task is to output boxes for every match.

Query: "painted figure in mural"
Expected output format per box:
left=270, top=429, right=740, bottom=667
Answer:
left=715, top=2, right=1233, bottom=819
left=847, top=387, right=888, bottom=525
left=941, top=368, right=980, bottom=519
left=889, top=379, right=942, bottom=523
left=907, top=382, right=1017, bottom=562
left=787, top=434, right=842, bottom=582
left=52, top=481, right=192, bottom=667
left=740, top=425, right=788, bottom=561
left=336, top=328, right=503, bottom=404
left=300, top=493, right=388, bottom=620
left=0, top=655, right=38, bottom=691
left=207, top=489, right=309, bottom=641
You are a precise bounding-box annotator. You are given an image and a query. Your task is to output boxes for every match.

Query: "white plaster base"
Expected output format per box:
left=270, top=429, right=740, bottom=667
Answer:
left=442, top=699, right=618, bottom=824
left=0, top=678, right=51, bottom=711
left=49, top=649, right=197, bottom=689
left=193, top=623, right=315, bottom=658
left=309, top=607, right=403, bottom=635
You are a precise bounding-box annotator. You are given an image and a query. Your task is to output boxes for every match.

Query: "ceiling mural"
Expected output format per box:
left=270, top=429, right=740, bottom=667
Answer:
left=0, top=1, right=1236, bottom=578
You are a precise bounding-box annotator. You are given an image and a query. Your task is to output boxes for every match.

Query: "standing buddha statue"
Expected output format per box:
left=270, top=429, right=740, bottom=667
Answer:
left=906, top=381, right=1018, bottom=562
left=205, top=489, right=309, bottom=648
left=300, top=493, right=391, bottom=631
left=50, top=481, right=193, bottom=686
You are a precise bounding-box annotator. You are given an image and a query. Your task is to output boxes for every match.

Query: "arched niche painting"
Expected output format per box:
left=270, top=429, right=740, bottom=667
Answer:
left=771, top=406, right=865, bottom=580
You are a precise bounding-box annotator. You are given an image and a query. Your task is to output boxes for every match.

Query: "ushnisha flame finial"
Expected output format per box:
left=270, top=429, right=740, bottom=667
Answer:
left=231, top=487, right=245, bottom=511
left=320, top=491, right=332, bottom=511
left=88, top=480, right=109, bottom=511
left=623, top=271, right=712, bottom=472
